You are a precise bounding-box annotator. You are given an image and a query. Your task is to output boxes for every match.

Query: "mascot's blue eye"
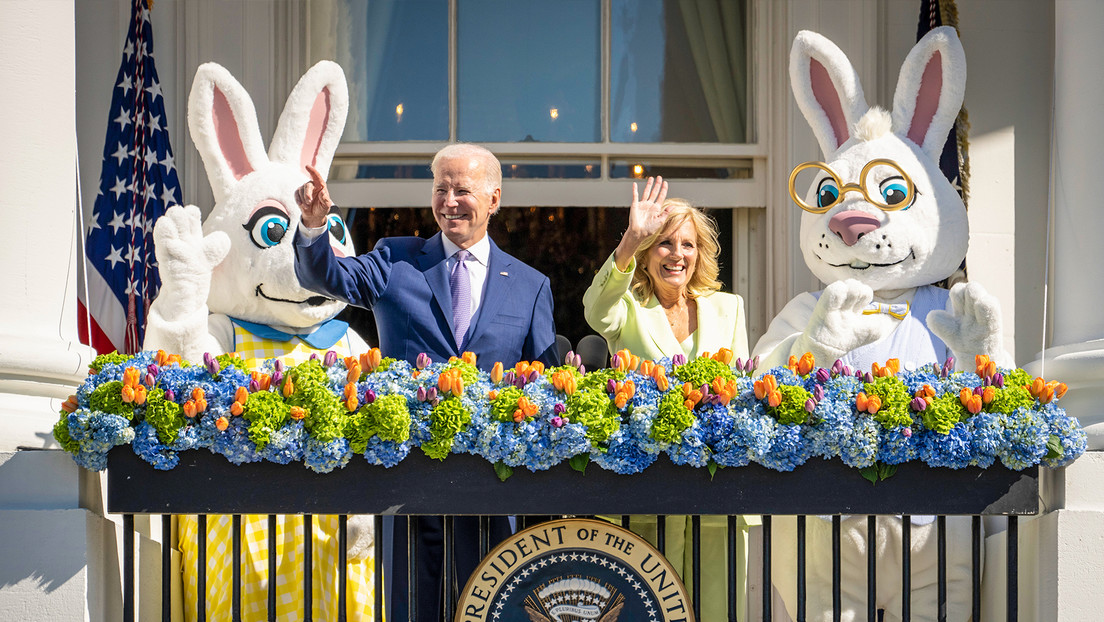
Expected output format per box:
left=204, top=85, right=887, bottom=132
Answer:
left=243, top=206, right=290, bottom=249
left=880, top=181, right=911, bottom=208
left=327, top=213, right=348, bottom=245
left=816, top=179, right=840, bottom=208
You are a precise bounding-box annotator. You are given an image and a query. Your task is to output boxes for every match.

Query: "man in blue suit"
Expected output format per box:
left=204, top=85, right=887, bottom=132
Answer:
left=293, top=143, right=557, bottom=620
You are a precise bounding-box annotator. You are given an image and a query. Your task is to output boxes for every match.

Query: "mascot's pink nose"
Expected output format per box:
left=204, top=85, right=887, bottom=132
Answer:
left=828, top=210, right=881, bottom=246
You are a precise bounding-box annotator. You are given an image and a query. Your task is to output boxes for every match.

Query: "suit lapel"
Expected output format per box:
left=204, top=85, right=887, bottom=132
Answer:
left=641, top=297, right=683, bottom=356
left=416, top=233, right=456, bottom=338
left=467, top=239, right=512, bottom=348
left=692, top=294, right=718, bottom=358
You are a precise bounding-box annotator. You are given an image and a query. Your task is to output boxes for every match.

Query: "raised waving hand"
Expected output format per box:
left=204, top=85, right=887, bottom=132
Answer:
left=614, top=176, right=669, bottom=270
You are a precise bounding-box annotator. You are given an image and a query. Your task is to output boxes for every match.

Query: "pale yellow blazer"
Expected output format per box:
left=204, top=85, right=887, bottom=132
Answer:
left=582, top=253, right=750, bottom=361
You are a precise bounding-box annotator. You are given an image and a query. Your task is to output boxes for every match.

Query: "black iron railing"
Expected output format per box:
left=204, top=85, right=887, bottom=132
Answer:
left=107, top=448, right=1038, bottom=621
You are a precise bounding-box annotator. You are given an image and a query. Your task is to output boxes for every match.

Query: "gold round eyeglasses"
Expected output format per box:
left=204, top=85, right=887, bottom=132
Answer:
left=788, top=158, right=916, bottom=214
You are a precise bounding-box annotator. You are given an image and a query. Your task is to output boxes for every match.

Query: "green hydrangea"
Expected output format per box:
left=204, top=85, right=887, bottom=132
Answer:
left=772, top=384, right=814, bottom=426
left=52, top=414, right=80, bottom=453
left=577, top=367, right=625, bottom=392
left=242, top=390, right=291, bottom=449
left=446, top=360, right=481, bottom=386
left=863, top=376, right=912, bottom=429
left=565, top=386, right=620, bottom=444
left=672, top=356, right=735, bottom=388
left=489, top=386, right=525, bottom=423
left=987, top=385, right=1035, bottom=414
left=287, top=359, right=327, bottom=388
left=423, top=397, right=471, bottom=460
left=346, top=394, right=411, bottom=453
left=89, top=352, right=130, bottom=374
left=1003, top=368, right=1033, bottom=389
left=88, top=381, right=135, bottom=419
left=144, top=388, right=185, bottom=444
left=290, top=383, right=346, bottom=443
left=215, top=353, right=248, bottom=375
left=378, top=358, right=396, bottom=373
left=651, top=392, right=695, bottom=443
left=922, top=393, right=968, bottom=435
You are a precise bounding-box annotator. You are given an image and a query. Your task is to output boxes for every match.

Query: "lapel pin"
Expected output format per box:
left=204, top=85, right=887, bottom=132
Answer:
left=500, top=271, right=509, bottom=276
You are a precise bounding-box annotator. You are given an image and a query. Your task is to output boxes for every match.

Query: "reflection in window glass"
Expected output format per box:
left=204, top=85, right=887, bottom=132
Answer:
left=325, top=0, right=448, bottom=141
left=611, top=0, right=748, bottom=143
left=458, top=0, right=600, bottom=142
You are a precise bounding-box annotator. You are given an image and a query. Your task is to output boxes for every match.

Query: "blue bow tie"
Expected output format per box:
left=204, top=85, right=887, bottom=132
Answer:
left=229, top=317, right=349, bottom=349
left=863, top=301, right=910, bottom=320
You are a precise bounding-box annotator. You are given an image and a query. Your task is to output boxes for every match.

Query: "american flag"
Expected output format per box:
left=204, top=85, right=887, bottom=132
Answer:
left=79, top=0, right=181, bottom=354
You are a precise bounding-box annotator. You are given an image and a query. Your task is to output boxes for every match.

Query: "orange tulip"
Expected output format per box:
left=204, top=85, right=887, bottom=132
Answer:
left=656, top=374, right=669, bottom=392
left=982, top=386, right=996, bottom=405
left=438, top=372, right=452, bottom=393
left=282, top=379, right=295, bottom=397
left=235, top=387, right=249, bottom=403
left=121, top=385, right=135, bottom=403
left=564, top=374, right=577, bottom=395
left=966, top=395, right=983, bottom=414
left=194, top=396, right=207, bottom=413
left=61, top=395, right=79, bottom=413
left=684, top=399, right=696, bottom=410
left=487, top=390, right=498, bottom=401
left=856, top=392, right=869, bottom=412
left=290, top=406, right=306, bottom=420
left=797, top=352, right=815, bottom=376
left=687, top=389, right=703, bottom=405
left=258, top=374, right=271, bottom=391
left=885, top=358, right=900, bottom=375
left=515, top=362, right=531, bottom=377
left=916, top=384, right=936, bottom=399
left=344, top=383, right=357, bottom=400
left=183, top=400, right=197, bottom=418
left=712, top=377, right=727, bottom=396
left=640, top=360, right=655, bottom=377
left=959, top=387, right=973, bottom=405
left=462, top=351, right=477, bottom=366
left=1055, top=382, right=1069, bottom=400
left=192, top=387, right=205, bottom=401
left=490, top=362, right=504, bottom=384
left=622, top=380, right=635, bottom=399
left=345, top=397, right=358, bottom=411
left=215, top=416, right=229, bottom=431
left=767, top=390, right=782, bottom=408
left=614, top=393, right=628, bottom=409
left=866, top=394, right=882, bottom=414
left=346, top=363, right=362, bottom=384
left=513, top=409, right=525, bottom=423
left=787, top=355, right=799, bottom=372
left=230, top=402, right=244, bottom=416
left=715, top=348, right=735, bottom=365
left=975, top=354, right=990, bottom=376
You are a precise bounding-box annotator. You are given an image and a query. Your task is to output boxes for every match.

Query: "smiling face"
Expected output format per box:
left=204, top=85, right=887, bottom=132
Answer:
left=431, top=154, right=501, bottom=249
left=798, top=135, right=968, bottom=293
left=644, top=217, right=699, bottom=301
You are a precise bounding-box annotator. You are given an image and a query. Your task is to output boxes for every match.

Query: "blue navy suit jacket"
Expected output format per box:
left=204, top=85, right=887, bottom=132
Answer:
left=294, top=230, right=558, bottom=371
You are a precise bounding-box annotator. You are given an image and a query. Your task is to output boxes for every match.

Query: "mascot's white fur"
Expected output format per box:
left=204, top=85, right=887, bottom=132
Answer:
left=753, top=27, right=1010, bottom=622
left=143, top=61, right=374, bottom=599
left=144, top=60, right=368, bottom=363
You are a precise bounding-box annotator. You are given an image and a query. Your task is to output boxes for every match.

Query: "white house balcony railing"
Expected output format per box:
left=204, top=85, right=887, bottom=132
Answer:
left=106, top=448, right=1038, bottom=622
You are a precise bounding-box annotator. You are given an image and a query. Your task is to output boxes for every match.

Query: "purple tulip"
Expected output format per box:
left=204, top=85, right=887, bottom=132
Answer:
left=528, top=370, right=539, bottom=383
left=973, top=386, right=985, bottom=397
left=513, top=376, right=527, bottom=389
left=842, top=365, right=853, bottom=377
left=804, top=398, right=816, bottom=413
left=864, top=372, right=875, bottom=383
left=248, top=379, right=260, bottom=392
left=941, top=357, right=955, bottom=377
left=274, top=359, right=285, bottom=373
left=430, top=396, right=441, bottom=407
left=910, top=396, right=928, bottom=411
left=815, top=368, right=831, bottom=384
left=606, top=379, right=617, bottom=394
left=734, top=357, right=744, bottom=372
left=164, top=389, right=175, bottom=402
left=577, top=364, right=586, bottom=375
left=700, top=383, right=710, bottom=398
left=271, top=370, right=283, bottom=386
left=416, top=353, right=431, bottom=370
left=672, top=354, right=686, bottom=367
left=983, top=375, right=992, bottom=387
left=205, top=354, right=220, bottom=376
left=751, top=355, right=760, bottom=371
left=426, top=387, right=438, bottom=402
left=504, top=370, right=516, bottom=385
left=324, top=350, right=338, bottom=367
left=565, top=350, right=576, bottom=366
left=902, top=427, right=913, bottom=438
left=144, top=373, right=156, bottom=387
left=550, top=416, right=565, bottom=428
left=813, top=385, right=825, bottom=402
left=310, top=353, right=318, bottom=361
left=146, top=364, right=159, bottom=376
left=993, top=372, right=1005, bottom=389
left=831, top=359, right=844, bottom=375
left=416, top=386, right=427, bottom=402
left=610, top=353, right=622, bottom=370
left=553, top=403, right=567, bottom=415
left=364, top=389, right=376, bottom=404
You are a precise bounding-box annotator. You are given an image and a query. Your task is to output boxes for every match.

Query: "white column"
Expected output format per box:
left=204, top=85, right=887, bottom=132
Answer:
left=1028, top=0, right=1104, bottom=450
left=0, top=0, right=94, bottom=451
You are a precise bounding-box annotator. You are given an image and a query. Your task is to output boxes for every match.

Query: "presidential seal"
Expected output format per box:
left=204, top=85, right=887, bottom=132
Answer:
left=455, top=518, right=694, bottom=622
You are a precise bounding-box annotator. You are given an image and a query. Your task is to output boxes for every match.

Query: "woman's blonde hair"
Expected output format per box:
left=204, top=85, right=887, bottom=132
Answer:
left=630, top=198, right=723, bottom=303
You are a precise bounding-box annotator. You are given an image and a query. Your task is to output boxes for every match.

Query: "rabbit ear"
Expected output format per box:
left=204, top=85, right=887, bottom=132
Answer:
left=187, top=63, right=269, bottom=203
left=268, top=60, right=349, bottom=179
left=790, top=31, right=869, bottom=157
left=891, top=26, right=966, bottom=161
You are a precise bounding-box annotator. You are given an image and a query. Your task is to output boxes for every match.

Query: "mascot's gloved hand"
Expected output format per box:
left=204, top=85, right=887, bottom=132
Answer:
left=794, top=279, right=880, bottom=364
left=927, top=281, right=1010, bottom=371
left=345, top=515, right=375, bottom=562
left=152, top=205, right=231, bottom=316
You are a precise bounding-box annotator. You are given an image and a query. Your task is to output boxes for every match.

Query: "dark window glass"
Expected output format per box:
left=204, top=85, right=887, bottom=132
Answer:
left=337, top=0, right=448, bottom=141
left=458, top=0, right=601, bottom=142
left=611, top=0, right=749, bottom=143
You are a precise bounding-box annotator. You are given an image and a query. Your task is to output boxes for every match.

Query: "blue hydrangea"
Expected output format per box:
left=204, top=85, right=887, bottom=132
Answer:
left=361, top=436, right=410, bottom=467
left=998, top=408, right=1049, bottom=470
left=917, top=424, right=975, bottom=469
left=304, top=437, right=352, bottom=473
left=259, top=422, right=306, bottom=464
left=132, top=421, right=180, bottom=470
left=209, top=416, right=262, bottom=465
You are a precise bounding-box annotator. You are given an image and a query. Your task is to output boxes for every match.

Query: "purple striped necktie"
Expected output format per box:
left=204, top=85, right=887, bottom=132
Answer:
left=450, top=249, right=471, bottom=348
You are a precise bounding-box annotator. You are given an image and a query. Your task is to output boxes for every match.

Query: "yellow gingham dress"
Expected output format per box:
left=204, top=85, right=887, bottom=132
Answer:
left=179, top=322, right=377, bottom=621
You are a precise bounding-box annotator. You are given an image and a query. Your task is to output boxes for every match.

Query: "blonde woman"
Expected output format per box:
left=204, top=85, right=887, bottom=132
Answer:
left=583, top=176, right=753, bottom=620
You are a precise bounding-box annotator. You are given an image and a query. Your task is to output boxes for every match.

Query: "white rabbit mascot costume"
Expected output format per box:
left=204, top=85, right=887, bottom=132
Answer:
left=143, top=61, right=375, bottom=621
left=752, top=27, right=1011, bottom=622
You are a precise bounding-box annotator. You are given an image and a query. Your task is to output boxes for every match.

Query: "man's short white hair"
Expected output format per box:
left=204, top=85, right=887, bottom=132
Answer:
left=431, top=143, right=502, bottom=194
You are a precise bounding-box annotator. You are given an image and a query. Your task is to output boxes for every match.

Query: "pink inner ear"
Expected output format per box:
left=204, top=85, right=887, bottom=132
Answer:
left=907, top=51, right=943, bottom=147
left=300, top=88, right=331, bottom=173
left=212, top=86, right=254, bottom=180
left=810, top=58, right=849, bottom=150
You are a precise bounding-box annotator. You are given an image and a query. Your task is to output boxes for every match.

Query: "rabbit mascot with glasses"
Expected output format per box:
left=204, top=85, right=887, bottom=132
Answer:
left=143, top=61, right=377, bottom=621
left=752, top=27, right=1011, bottom=622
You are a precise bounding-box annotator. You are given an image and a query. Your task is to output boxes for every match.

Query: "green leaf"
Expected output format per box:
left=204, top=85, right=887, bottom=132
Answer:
left=859, top=466, right=879, bottom=485
left=568, top=453, right=590, bottom=475
left=879, top=463, right=898, bottom=481
left=1045, top=435, right=1064, bottom=460
left=707, top=460, right=719, bottom=481
left=493, top=461, right=513, bottom=482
